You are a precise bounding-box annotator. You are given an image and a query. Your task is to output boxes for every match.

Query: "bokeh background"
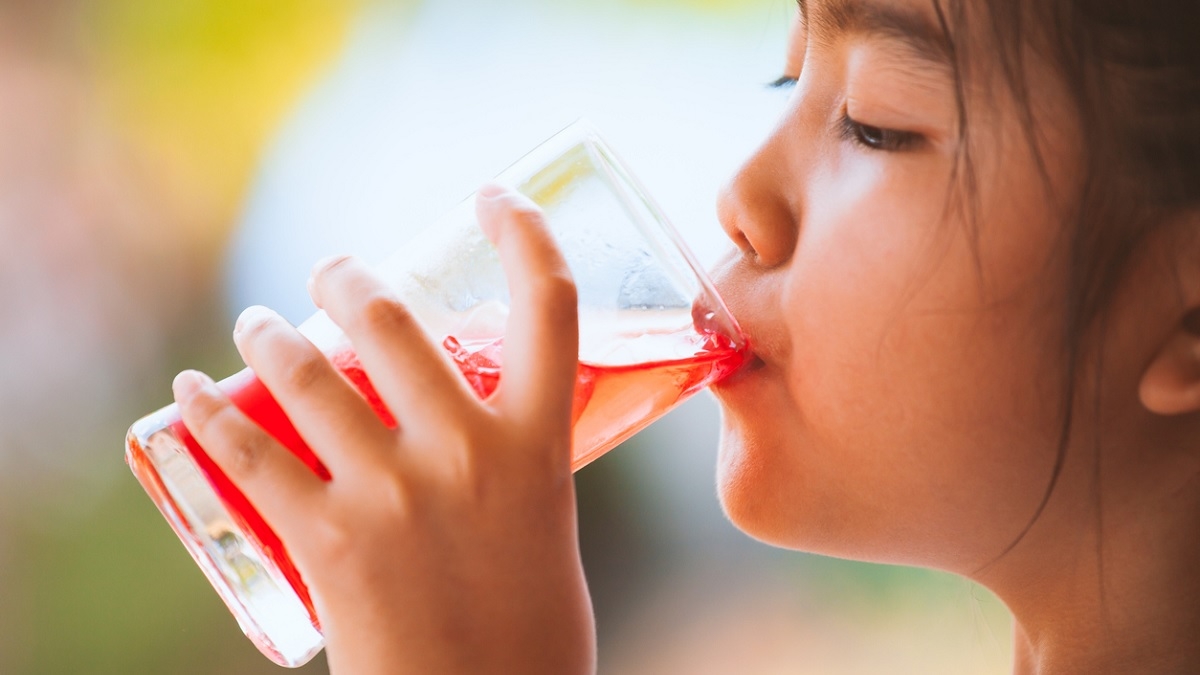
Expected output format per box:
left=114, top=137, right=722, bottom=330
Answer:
left=0, top=0, right=1014, bottom=672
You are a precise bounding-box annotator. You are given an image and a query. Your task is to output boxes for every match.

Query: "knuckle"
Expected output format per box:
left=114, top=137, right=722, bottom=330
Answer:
left=228, top=433, right=270, bottom=477
left=285, top=352, right=328, bottom=391
left=358, top=293, right=414, bottom=332
left=306, top=517, right=355, bottom=569
left=441, top=422, right=478, bottom=462
left=375, top=471, right=415, bottom=519
left=534, top=272, right=579, bottom=311
left=312, top=512, right=352, bottom=548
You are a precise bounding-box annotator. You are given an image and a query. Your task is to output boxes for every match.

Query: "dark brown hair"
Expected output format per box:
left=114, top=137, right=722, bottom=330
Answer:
left=935, top=0, right=1200, bottom=559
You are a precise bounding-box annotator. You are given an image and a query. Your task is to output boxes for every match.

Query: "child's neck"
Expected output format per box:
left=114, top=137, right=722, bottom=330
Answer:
left=995, top=428, right=1200, bottom=675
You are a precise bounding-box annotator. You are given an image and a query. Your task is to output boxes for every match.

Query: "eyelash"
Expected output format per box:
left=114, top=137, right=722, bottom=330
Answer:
left=838, top=113, right=922, bottom=152
left=769, top=75, right=923, bottom=153
left=769, top=75, right=799, bottom=89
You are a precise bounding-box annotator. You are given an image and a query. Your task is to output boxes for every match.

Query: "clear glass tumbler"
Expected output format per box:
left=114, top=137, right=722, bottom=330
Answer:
left=125, top=120, right=747, bottom=667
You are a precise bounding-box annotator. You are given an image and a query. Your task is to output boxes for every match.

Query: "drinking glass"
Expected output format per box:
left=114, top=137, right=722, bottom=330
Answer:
left=124, top=120, right=747, bottom=667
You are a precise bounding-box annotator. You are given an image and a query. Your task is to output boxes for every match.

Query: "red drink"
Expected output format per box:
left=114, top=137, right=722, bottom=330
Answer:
left=127, top=328, right=745, bottom=625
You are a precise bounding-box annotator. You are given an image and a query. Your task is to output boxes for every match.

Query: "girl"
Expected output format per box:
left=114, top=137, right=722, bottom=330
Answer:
left=171, top=0, right=1200, bottom=672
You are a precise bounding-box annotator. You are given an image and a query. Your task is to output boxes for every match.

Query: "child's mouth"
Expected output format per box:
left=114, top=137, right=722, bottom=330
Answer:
left=713, top=351, right=765, bottom=390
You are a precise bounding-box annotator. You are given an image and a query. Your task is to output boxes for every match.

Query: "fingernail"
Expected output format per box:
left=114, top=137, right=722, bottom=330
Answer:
left=476, top=183, right=510, bottom=201
left=172, top=370, right=211, bottom=401
left=475, top=183, right=538, bottom=228
left=476, top=184, right=511, bottom=241
left=311, top=254, right=348, bottom=274
left=308, top=255, right=352, bottom=307
left=234, top=305, right=275, bottom=335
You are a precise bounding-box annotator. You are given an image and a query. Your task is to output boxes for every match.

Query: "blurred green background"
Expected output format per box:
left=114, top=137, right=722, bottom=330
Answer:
left=0, top=1, right=1012, bottom=673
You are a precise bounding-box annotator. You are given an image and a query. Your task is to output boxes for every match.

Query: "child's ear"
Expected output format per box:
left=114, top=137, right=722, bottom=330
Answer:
left=1140, top=308, right=1200, bottom=415
left=1140, top=210, right=1200, bottom=415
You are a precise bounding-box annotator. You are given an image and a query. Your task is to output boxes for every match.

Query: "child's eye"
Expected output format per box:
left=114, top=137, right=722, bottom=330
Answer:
left=839, top=113, right=921, bottom=152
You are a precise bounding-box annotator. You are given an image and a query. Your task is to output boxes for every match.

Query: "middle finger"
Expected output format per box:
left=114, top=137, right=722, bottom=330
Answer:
left=234, top=304, right=399, bottom=478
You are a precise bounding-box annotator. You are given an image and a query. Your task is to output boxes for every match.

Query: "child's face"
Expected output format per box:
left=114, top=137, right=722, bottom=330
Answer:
left=710, top=0, right=1084, bottom=572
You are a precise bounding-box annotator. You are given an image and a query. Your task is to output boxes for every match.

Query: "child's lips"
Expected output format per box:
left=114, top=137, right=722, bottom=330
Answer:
left=706, top=248, right=781, bottom=384
left=714, top=349, right=765, bottom=389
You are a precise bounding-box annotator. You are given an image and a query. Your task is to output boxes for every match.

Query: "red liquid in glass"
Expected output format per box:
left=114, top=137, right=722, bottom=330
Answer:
left=157, top=330, right=744, bottom=625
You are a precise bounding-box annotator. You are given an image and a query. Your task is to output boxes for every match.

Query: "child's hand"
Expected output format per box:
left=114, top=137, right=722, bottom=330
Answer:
left=171, top=185, right=596, bottom=674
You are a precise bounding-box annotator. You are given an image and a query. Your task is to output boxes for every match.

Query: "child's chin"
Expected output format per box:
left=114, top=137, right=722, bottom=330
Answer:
left=715, top=430, right=800, bottom=547
left=715, top=429, right=867, bottom=556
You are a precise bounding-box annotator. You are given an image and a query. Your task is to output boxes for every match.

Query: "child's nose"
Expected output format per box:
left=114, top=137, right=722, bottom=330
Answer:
left=716, top=135, right=798, bottom=269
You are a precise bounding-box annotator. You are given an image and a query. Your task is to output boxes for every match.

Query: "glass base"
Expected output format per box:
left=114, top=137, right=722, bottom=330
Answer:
left=125, top=409, right=324, bottom=667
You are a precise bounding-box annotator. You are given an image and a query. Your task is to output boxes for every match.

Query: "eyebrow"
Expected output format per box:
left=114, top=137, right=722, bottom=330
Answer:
left=797, top=0, right=952, bottom=66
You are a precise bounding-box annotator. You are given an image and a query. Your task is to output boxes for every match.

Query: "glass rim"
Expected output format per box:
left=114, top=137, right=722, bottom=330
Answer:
left=491, top=118, right=746, bottom=351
